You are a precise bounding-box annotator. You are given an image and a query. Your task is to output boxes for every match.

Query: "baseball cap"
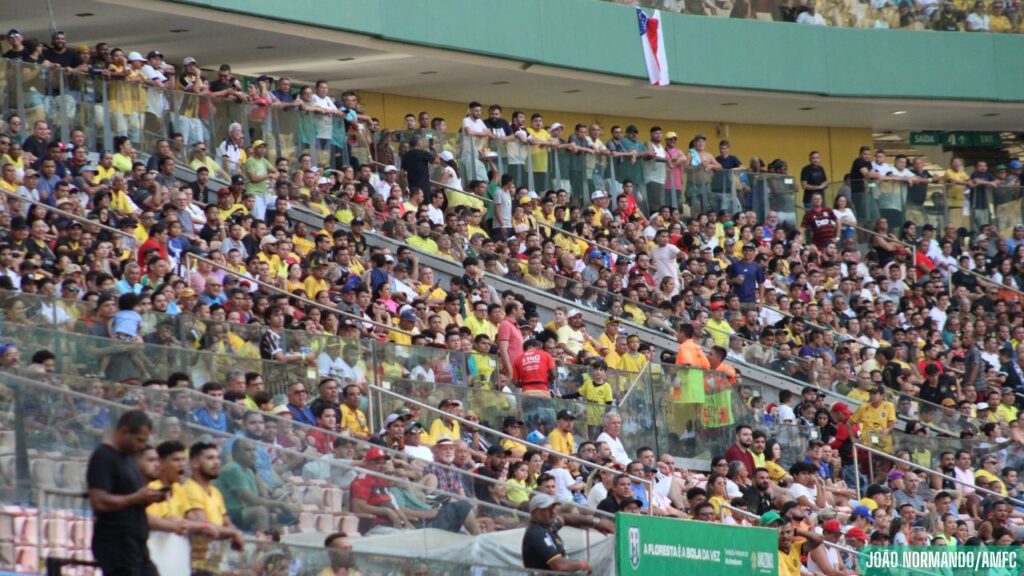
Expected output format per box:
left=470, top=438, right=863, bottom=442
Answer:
left=665, top=131, right=678, bottom=140
left=6, top=29, right=21, bottom=37
left=384, top=413, right=406, bottom=426
left=230, top=174, right=245, bottom=185
left=618, top=497, right=643, bottom=511
left=743, top=242, right=756, bottom=250
left=851, top=505, right=874, bottom=522
left=591, top=190, right=608, bottom=200
left=271, top=404, right=291, bottom=416
left=550, top=122, right=564, bottom=131
left=404, top=421, right=424, bottom=435
left=977, top=402, right=990, bottom=411
left=399, top=309, right=418, bottom=322
left=252, top=139, right=266, bottom=148
left=529, top=493, right=559, bottom=512
left=438, top=399, right=462, bottom=409
left=146, top=50, right=163, bottom=59
left=183, top=57, right=197, bottom=66
left=1010, top=160, right=1022, bottom=170
left=710, top=300, right=725, bottom=311
left=439, top=151, right=454, bottom=162
left=384, top=165, right=398, bottom=173
left=567, top=309, right=582, bottom=318
left=887, top=470, right=904, bottom=481
left=846, top=527, right=869, bottom=543
left=760, top=511, right=783, bottom=526
left=364, top=447, right=391, bottom=462
left=605, top=316, right=621, bottom=326
left=351, top=217, right=365, bottom=226
left=822, top=519, right=842, bottom=533
left=503, top=416, right=525, bottom=428
left=127, top=51, right=145, bottom=62
left=556, top=409, right=577, bottom=420
left=830, top=402, right=852, bottom=416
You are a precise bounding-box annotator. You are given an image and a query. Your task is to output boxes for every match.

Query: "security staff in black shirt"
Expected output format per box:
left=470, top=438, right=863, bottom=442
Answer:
left=522, top=494, right=591, bottom=573
left=85, top=410, right=168, bottom=576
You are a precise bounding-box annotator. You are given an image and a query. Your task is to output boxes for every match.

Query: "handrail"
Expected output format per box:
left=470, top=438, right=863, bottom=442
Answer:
left=369, top=382, right=655, bottom=513
left=534, top=220, right=631, bottom=260
left=948, top=262, right=1024, bottom=301
left=184, top=253, right=414, bottom=337
left=0, top=187, right=134, bottom=240
left=366, top=158, right=495, bottom=205
left=617, top=361, right=651, bottom=407
left=854, top=442, right=1024, bottom=508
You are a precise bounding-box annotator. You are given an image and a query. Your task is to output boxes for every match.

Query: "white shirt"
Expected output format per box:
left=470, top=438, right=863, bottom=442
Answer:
left=789, top=482, right=816, bottom=505
left=427, top=204, right=446, bottom=226
left=461, top=117, right=488, bottom=152
left=404, top=444, right=434, bottom=462
left=596, top=432, right=631, bottom=467
left=966, top=12, right=990, bottom=30
left=807, top=544, right=841, bottom=575
left=140, top=64, right=169, bottom=116
left=776, top=403, right=796, bottom=424
left=587, top=483, right=609, bottom=509
left=317, top=352, right=348, bottom=379
left=928, top=306, right=947, bottom=332
left=217, top=139, right=243, bottom=175
left=549, top=467, right=577, bottom=503
left=311, top=94, right=338, bottom=140
left=796, top=11, right=827, bottom=25
left=650, top=243, right=681, bottom=292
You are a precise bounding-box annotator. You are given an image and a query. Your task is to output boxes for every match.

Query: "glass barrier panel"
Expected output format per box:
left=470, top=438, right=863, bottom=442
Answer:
left=753, top=173, right=798, bottom=229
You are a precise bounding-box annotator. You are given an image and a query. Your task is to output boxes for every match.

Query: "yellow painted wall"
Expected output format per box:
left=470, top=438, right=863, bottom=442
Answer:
left=361, top=90, right=873, bottom=185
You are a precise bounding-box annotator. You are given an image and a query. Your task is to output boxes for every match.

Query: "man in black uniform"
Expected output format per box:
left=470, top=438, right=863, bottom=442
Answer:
left=86, top=410, right=168, bottom=576
left=522, top=494, right=591, bottom=573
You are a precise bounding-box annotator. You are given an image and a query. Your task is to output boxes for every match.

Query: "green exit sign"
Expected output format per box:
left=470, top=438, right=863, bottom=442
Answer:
left=909, top=131, right=943, bottom=146
left=910, top=131, right=1001, bottom=148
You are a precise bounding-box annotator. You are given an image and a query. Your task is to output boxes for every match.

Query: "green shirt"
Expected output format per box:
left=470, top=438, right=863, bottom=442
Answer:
left=215, top=461, right=258, bottom=518
left=244, top=156, right=274, bottom=196
left=484, top=181, right=498, bottom=221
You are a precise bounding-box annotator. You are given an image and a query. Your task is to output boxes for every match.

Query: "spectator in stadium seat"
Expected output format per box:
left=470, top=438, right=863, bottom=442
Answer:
left=725, top=424, right=756, bottom=476
left=217, top=439, right=298, bottom=532
left=547, top=409, right=578, bottom=455
left=595, top=412, right=630, bottom=467
left=339, top=383, right=370, bottom=440
left=788, top=461, right=825, bottom=512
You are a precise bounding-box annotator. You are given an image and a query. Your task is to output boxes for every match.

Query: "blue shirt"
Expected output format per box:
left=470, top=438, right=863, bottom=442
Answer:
left=288, top=404, right=316, bottom=427
left=192, top=407, right=228, bottom=433
left=726, top=260, right=765, bottom=303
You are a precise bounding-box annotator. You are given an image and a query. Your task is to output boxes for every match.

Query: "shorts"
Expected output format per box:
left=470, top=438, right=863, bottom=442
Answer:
left=92, top=535, right=157, bottom=576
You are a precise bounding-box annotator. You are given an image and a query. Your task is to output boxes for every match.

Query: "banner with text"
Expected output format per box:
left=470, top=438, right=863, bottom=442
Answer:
left=615, top=514, right=776, bottom=575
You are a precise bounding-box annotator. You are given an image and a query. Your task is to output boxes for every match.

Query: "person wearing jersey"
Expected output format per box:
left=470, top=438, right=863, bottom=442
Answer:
left=800, top=191, right=839, bottom=249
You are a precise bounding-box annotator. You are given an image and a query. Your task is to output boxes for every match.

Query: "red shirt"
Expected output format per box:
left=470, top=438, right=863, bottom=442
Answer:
left=512, top=349, right=555, bottom=393
left=350, top=473, right=393, bottom=525
left=497, top=318, right=525, bottom=367
left=306, top=428, right=334, bottom=455
left=725, top=444, right=755, bottom=477
left=800, top=208, right=837, bottom=248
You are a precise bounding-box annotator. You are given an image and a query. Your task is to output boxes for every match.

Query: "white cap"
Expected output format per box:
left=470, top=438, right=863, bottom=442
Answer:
left=567, top=308, right=583, bottom=318
left=384, top=165, right=398, bottom=173
left=550, top=122, right=564, bottom=131
left=977, top=402, right=989, bottom=410
left=127, top=51, right=145, bottom=62
left=317, top=177, right=330, bottom=186
left=591, top=190, right=608, bottom=200
left=439, top=150, right=455, bottom=162
left=527, top=190, right=540, bottom=200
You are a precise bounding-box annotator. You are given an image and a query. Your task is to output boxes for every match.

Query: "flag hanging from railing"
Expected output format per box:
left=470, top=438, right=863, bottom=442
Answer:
left=637, top=8, right=669, bottom=86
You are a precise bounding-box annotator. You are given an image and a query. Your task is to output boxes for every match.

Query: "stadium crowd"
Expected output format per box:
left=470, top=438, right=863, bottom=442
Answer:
left=4, top=27, right=1024, bottom=575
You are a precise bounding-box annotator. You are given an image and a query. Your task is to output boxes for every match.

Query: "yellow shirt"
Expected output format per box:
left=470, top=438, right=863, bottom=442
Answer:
left=0, top=180, right=17, bottom=193
left=596, top=332, right=616, bottom=354
left=407, top=235, right=439, bottom=254
left=605, top=350, right=623, bottom=370
left=94, top=165, right=117, bottom=184
left=110, top=189, right=137, bottom=216
left=707, top=318, right=734, bottom=348
left=547, top=428, right=576, bottom=455
left=180, top=478, right=228, bottom=526
left=578, top=379, right=613, bottom=425
left=779, top=543, right=804, bottom=576
left=189, top=156, right=222, bottom=177
left=852, top=400, right=896, bottom=450
left=526, top=128, right=551, bottom=172
left=292, top=234, right=315, bottom=257
left=990, top=15, right=1012, bottom=32
left=388, top=330, right=412, bottom=347
left=848, top=388, right=871, bottom=403
left=465, top=315, right=497, bottom=339
left=303, top=276, right=328, bottom=299
left=145, top=480, right=188, bottom=519
left=340, top=404, right=369, bottom=437
left=945, top=169, right=970, bottom=206
left=429, top=418, right=460, bottom=445
left=618, top=352, right=648, bottom=374
left=996, top=403, right=1018, bottom=423
left=974, top=469, right=1007, bottom=496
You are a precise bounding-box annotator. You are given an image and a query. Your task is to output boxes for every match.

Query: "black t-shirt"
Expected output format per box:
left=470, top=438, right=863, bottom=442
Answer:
left=42, top=48, right=83, bottom=69
left=86, top=443, right=148, bottom=541
left=401, top=148, right=435, bottom=195
left=908, top=169, right=931, bottom=205
left=522, top=522, right=566, bottom=570
left=800, top=164, right=828, bottom=205
left=2, top=48, right=26, bottom=60
left=597, top=494, right=620, bottom=515
left=483, top=118, right=512, bottom=138
left=850, top=158, right=873, bottom=194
